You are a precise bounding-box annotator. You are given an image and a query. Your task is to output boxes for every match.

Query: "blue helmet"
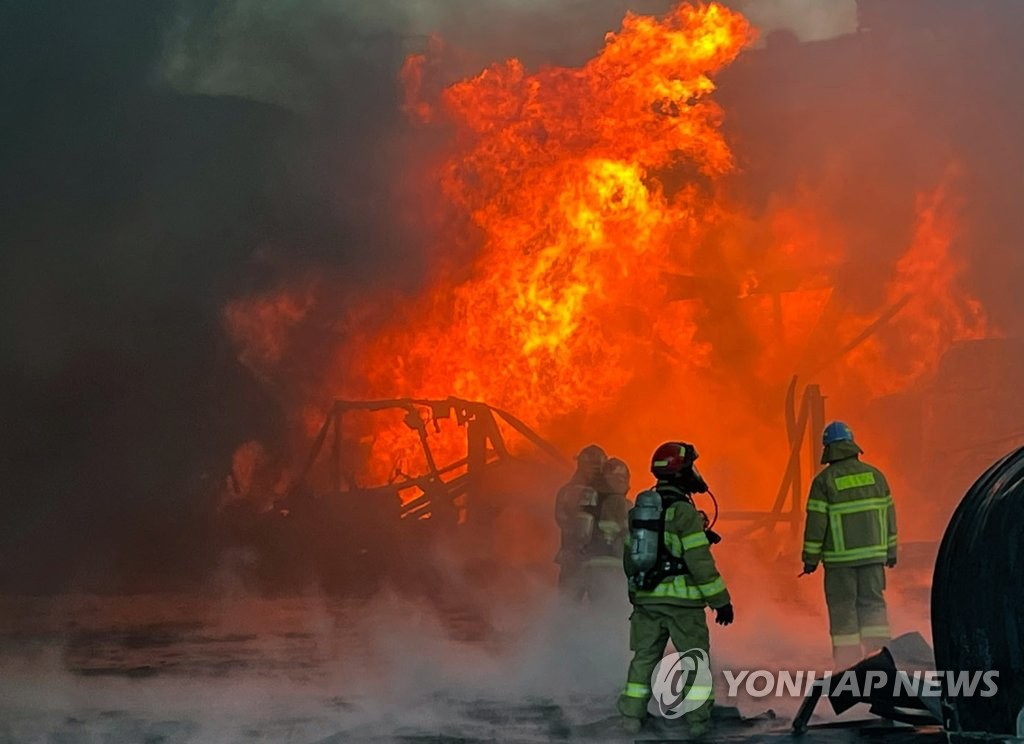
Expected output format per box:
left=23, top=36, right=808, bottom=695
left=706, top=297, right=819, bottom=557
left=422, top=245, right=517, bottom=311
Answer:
left=822, top=421, right=855, bottom=446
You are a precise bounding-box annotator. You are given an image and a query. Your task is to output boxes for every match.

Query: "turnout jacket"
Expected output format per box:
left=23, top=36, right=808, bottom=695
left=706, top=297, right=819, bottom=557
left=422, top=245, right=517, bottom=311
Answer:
left=625, top=483, right=731, bottom=609
left=802, top=441, right=898, bottom=568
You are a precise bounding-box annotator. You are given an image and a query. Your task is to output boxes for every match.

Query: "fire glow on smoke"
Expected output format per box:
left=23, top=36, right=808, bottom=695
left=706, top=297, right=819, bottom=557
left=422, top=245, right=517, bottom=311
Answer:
left=225, top=2, right=989, bottom=518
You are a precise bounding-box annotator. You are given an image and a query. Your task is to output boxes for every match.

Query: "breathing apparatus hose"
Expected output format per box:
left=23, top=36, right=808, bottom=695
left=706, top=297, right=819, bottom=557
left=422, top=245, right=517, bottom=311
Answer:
left=704, top=489, right=719, bottom=530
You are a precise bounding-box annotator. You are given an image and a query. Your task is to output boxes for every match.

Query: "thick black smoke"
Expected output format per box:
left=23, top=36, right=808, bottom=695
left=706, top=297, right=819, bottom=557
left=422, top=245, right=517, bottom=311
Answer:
left=0, top=0, right=427, bottom=592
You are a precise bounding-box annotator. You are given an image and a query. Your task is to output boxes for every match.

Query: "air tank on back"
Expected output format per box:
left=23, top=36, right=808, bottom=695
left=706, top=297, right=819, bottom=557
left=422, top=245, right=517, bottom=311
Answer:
left=625, top=489, right=663, bottom=589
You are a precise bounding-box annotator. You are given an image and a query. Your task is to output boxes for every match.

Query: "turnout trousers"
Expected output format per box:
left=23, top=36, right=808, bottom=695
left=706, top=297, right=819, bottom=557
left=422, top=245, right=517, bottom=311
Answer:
left=617, top=603, right=712, bottom=727
left=824, top=563, right=890, bottom=667
left=557, top=559, right=586, bottom=601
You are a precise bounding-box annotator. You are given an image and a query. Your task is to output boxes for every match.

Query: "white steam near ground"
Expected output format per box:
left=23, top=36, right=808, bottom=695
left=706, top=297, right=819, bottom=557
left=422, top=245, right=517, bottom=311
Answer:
left=0, top=548, right=932, bottom=742
left=0, top=590, right=634, bottom=742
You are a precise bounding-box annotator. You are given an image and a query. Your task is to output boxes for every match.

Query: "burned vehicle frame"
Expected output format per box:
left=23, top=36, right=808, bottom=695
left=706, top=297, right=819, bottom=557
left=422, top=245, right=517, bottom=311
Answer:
left=220, top=397, right=568, bottom=594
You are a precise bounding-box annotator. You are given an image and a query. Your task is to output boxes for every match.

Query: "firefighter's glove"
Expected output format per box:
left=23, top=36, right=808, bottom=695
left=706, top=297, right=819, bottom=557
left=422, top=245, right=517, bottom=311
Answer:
left=802, top=562, right=818, bottom=575
left=714, top=603, right=734, bottom=626
left=886, top=558, right=897, bottom=569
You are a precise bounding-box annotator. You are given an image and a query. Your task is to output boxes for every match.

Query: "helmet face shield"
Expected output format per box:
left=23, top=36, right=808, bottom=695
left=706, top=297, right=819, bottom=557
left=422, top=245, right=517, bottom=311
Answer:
left=687, top=463, right=709, bottom=494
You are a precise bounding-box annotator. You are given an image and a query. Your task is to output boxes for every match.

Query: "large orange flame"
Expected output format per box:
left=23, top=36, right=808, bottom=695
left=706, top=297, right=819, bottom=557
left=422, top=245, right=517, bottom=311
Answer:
left=343, top=3, right=753, bottom=419
left=225, top=3, right=991, bottom=532
left=847, top=164, right=990, bottom=396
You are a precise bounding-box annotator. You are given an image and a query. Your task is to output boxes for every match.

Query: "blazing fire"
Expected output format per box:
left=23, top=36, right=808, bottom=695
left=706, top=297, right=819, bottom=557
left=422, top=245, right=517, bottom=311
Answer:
left=845, top=164, right=990, bottom=397
left=346, top=4, right=752, bottom=415
left=225, top=3, right=991, bottom=524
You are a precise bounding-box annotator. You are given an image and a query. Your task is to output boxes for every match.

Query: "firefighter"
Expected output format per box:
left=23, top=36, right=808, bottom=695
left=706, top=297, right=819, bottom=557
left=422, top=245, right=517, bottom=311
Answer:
left=618, top=442, right=733, bottom=737
left=580, top=457, right=631, bottom=609
left=555, top=444, right=607, bottom=599
left=801, top=421, right=897, bottom=667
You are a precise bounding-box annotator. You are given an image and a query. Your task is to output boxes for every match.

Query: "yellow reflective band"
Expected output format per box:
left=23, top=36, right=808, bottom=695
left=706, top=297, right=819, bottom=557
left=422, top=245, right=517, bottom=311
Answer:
left=623, top=682, right=651, bottom=698
left=683, top=685, right=714, bottom=699
left=806, top=499, right=828, bottom=514
left=653, top=459, right=670, bottom=467
left=829, top=512, right=846, bottom=553
left=823, top=546, right=888, bottom=563
left=828, top=497, right=891, bottom=515
left=681, top=531, right=710, bottom=550
left=637, top=575, right=705, bottom=600
left=825, top=542, right=888, bottom=555
left=831, top=633, right=861, bottom=647
left=834, top=472, right=876, bottom=491
left=887, top=535, right=898, bottom=546
left=860, top=625, right=890, bottom=638
left=697, top=577, right=727, bottom=598
left=803, top=541, right=823, bottom=553
left=665, top=532, right=683, bottom=556
left=597, top=520, right=621, bottom=534
left=584, top=556, right=622, bottom=567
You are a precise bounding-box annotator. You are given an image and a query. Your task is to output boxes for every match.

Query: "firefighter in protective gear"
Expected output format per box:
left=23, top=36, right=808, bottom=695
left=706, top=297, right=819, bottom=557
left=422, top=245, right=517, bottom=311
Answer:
left=618, top=442, right=733, bottom=737
left=580, top=457, right=631, bottom=608
left=801, top=421, right=897, bottom=667
left=555, top=444, right=607, bottom=599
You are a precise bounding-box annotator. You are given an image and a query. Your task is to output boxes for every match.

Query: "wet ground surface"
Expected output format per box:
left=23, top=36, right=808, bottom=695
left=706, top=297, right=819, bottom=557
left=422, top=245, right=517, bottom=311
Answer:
left=0, top=594, right=941, bottom=743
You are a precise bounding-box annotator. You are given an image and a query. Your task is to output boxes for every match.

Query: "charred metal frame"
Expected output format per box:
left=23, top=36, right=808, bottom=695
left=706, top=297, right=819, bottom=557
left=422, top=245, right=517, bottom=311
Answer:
left=294, top=397, right=566, bottom=520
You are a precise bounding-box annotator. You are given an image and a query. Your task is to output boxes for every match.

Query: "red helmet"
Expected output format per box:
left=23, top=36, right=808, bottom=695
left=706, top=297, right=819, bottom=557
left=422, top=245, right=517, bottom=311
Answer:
left=650, top=441, right=698, bottom=478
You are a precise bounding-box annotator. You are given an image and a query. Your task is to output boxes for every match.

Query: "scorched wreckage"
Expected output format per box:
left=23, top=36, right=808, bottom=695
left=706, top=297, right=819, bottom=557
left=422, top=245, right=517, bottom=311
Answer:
left=219, top=398, right=567, bottom=594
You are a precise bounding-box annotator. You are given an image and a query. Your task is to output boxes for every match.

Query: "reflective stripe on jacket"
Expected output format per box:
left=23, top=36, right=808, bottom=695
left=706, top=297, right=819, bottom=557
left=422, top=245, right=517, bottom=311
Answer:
left=802, top=451, right=897, bottom=567
left=584, top=492, right=629, bottom=565
left=627, top=488, right=730, bottom=608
